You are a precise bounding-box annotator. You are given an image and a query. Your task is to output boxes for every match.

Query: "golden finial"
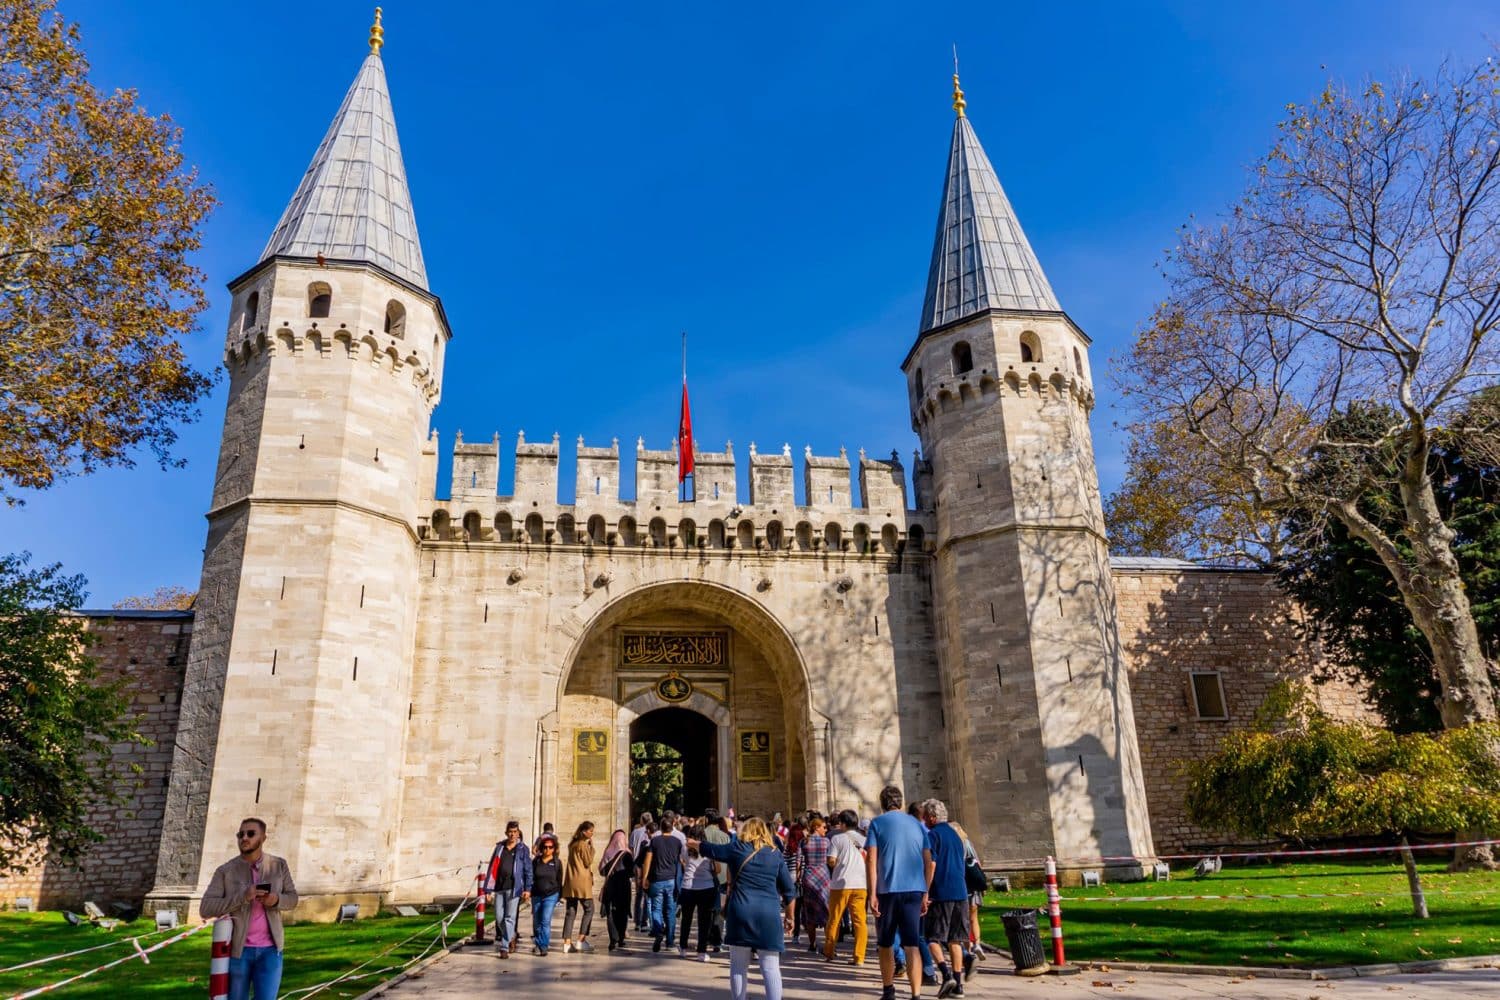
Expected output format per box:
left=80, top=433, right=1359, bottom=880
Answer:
left=951, top=45, right=966, bottom=118
left=369, top=7, right=385, bottom=55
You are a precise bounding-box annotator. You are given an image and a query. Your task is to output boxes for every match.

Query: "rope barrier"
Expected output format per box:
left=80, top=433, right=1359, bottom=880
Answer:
left=0, top=924, right=182, bottom=975
left=3, top=922, right=208, bottom=1000
left=1043, top=885, right=1500, bottom=903
left=988, top=838, right=1500, bottom=869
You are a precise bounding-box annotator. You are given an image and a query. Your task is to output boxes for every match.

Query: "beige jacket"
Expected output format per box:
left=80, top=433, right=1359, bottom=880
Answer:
left=563, top=839, right=595, bottom=898
left=200, top=853, right=299, bottom=957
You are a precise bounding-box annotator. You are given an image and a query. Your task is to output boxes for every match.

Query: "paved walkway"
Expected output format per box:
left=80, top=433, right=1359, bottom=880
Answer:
left=377, top=944, right=1500, bottom=999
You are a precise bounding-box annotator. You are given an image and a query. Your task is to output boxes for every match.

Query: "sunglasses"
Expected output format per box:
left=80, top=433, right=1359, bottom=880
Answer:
left=236, top=831, right=259, bottom=839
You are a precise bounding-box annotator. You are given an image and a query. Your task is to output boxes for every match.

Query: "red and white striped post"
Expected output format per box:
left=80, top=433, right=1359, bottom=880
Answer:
left=1044, top=857, right=1065, bottom=967
left=473, top=864, right=487, bottom=944
left=209, top=916, right=231, bottom=999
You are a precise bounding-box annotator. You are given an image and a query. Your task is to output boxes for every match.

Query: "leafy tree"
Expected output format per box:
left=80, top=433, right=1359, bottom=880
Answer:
left=1279, top=402, right=1499, bottom=733
left=630, top=740, right=683, bottom=819
left=0, top=552, right=145, bottom=875
left=1186, top=684, right=1500, bottom=911
left=0, top=0, right=215, bottom=503
left=113, top=585, right=196, bottom=611
left=1113, top=57, right=1500, bottom=727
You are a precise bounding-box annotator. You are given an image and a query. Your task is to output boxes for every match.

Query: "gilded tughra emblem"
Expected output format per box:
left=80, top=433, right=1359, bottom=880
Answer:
left=655, top=672, right=692, bottom=703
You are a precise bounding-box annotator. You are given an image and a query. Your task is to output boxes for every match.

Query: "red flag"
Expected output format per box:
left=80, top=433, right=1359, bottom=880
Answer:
left=678, top=382, right=695, bottom=483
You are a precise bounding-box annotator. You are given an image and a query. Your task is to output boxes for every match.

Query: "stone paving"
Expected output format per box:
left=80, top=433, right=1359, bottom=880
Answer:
left=375, top=943, right=1500, bottom=999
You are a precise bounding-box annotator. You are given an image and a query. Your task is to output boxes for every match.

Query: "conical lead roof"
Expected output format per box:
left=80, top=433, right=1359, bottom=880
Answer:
left=259, top=51, right=428, bottom=289
left=918, top=113, right=1059, bottom=332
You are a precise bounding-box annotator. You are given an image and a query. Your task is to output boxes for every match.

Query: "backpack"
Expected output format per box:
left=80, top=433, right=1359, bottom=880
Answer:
left=964, top=858, right=988, bottom=894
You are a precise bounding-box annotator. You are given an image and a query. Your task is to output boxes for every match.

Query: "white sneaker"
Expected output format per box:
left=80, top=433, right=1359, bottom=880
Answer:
left=578, top=940, right=595, bottom=953
left=698, top=952, right=710, bottom=963
left=677, top=947, right=687, bottom=958
left=562, top=942, right=574, bottom=954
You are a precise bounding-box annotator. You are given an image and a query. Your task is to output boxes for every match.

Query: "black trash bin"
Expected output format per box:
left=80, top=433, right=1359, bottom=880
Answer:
left=1000, top=908, right=1047, bottom=973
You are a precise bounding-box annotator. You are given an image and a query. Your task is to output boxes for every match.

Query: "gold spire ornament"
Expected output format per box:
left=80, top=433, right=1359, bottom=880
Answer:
left=369, top=7, right=384, bottom=54
left=951, top=45, right=966, bottom=118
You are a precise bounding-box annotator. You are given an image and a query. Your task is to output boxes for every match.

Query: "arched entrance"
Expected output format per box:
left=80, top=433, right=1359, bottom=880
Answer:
left=630, top=707, right=718, bottom=818
left=537, top=581, right=832, bottom=835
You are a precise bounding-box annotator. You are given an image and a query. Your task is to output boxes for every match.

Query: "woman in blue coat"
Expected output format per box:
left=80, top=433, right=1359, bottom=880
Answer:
left=691, top=816, right=795, bottom=1000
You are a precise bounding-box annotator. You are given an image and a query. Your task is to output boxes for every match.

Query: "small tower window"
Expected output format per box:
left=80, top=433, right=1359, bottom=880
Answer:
left=1020, top=331, right=1042, bottom=364
left=1073, top=346, right=1084, bottom=375
left=308, top=282, right=332, bottom=318
left=952, top=342, right=974, bottom=375
left=914, top=368, right=924, bottom=396
left=384, top=299, right=407, bottom=338
left=242, top=291, right=259, bottom=332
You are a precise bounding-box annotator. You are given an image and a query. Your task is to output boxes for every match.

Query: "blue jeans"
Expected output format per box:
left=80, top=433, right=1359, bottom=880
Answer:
left=647, top=879, right=676, bottom=943
left=228, top=945, right=282, bottom=1000
left=532, top=892, right=560, bottom=950
left=891, top=927, right=937, bottom=975
left=498, top=894, right=521, bottom=948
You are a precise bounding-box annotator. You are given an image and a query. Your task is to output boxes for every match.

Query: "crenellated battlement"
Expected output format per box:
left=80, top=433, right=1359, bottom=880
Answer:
left=224, top=321, right=441, bottom=404
left=911, top=361, right=1093, bottom=432
left=421, top=431, right=933, bottom=555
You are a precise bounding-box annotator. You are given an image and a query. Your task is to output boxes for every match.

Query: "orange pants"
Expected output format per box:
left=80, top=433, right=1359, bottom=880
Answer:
left=823, top=888, right=868, bottom=964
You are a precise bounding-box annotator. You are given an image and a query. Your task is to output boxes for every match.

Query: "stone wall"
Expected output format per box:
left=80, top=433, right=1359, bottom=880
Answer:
left=0, top=612, right=191, bottom=910
left=1114, top=563, right=1376, bottom=855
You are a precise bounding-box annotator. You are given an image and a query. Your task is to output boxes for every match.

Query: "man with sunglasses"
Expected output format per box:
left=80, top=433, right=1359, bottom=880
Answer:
left=201, top=818, right=299, bottom=999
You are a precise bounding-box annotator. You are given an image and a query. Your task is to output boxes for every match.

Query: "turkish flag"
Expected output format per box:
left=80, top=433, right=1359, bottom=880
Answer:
left=678, top=383, right=694, bottom=483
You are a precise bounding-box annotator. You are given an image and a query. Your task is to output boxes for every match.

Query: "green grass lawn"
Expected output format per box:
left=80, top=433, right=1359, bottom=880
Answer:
left=0, top=910, right=460, bottom=999
left=977, top=860, right=1500, bottom=969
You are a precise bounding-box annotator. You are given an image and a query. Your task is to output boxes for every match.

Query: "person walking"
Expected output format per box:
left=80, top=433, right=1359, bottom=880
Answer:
left=823, top=809, right=868, bottom=965
left=562, top=821, right=597, bottom=954
left=484, top=821, right=532, bottom=959
left=631, top=813, right=654, bottom=932
left=640, top=818, right=684, bottom=952
left=704, top=808, right=731, bottom=953
left=679, top=824, right=718, bottom=960
left=798, top=816, right=832, bottom=954
left=947, top=820, right=984, bottom=979
left=920, top=800, right=970, bottom=998
left=599, top=829, right=635, bottom=952
left=866, top=786, right=929, bottom=1000
left=200, top=817, right=299, bottom=1000
left=689, top=817, right=795, bottom=1000
left=529, top=833, right=564, bottom=956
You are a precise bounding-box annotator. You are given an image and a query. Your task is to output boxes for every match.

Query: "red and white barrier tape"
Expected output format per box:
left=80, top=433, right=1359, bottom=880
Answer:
left=0, top=924, right=181, bottom=975
left=3, top=922, right=207, bottom=1000
left=991, top=838, right=1500, bottom=869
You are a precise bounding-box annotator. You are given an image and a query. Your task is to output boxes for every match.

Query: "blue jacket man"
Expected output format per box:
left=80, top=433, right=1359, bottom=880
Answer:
left=485, top=821, right=533, bottom=958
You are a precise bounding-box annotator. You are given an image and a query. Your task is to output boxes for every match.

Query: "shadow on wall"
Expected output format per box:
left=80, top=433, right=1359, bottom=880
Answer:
left=1117, top=567, right=1360, bottom=854
left=786, top=546, right=944, bottom=816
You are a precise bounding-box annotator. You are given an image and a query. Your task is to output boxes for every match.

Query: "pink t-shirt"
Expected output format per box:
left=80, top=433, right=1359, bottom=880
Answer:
left=245, top=859, right=273, bottom=948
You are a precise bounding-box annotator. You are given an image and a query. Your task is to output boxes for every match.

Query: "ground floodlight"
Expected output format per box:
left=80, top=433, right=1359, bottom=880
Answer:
left=62, top=911, right=82, bottom=926
left=989, top=876, right=1011, bottom=892
left=336, top=903, right=360, bottom=923
left=155, top=909, right=179, bottom=930
left=1153, top=862, right=1170, bottom=882
left=1082, top=870, right=1102, bottom=887
left=14, top=897, right=33, bottom=912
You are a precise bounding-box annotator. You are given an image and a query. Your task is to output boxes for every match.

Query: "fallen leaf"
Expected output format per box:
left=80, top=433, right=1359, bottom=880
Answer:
left=1093, top=981, right=1113, bottom=988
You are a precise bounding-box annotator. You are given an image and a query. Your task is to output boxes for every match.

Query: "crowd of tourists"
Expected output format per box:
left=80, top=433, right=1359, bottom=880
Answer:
left=482, top=786, right=990, bottom=1000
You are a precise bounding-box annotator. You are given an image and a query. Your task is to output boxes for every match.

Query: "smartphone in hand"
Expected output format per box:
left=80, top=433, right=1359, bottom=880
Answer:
left=255, top=882, right=272, bottom=892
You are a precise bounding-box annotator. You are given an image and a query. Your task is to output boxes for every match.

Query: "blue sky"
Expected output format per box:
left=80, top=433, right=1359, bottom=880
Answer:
left=3, top=1, right=1494, bottom=605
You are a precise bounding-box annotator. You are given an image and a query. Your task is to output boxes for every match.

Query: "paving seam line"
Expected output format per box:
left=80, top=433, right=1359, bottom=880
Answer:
left=349, top=922, right=489, bottom=1000
left=1069, top=953, right=1500, bottom=980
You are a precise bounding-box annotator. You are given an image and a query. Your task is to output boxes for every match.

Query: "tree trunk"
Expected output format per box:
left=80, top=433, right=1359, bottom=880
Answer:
left=1392, top=464, right=1496, bottom=729
left=1399, top=836, right=1429, bottom=919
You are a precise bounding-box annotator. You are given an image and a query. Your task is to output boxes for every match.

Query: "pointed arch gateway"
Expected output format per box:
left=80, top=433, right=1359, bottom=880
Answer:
left=541, top=581, right=832, bottom=835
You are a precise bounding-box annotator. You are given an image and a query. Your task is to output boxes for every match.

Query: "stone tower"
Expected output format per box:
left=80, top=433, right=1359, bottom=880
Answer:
left=149, top=17, right=449, bottom=917
left=903, top=78, right=1153, bottom=872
